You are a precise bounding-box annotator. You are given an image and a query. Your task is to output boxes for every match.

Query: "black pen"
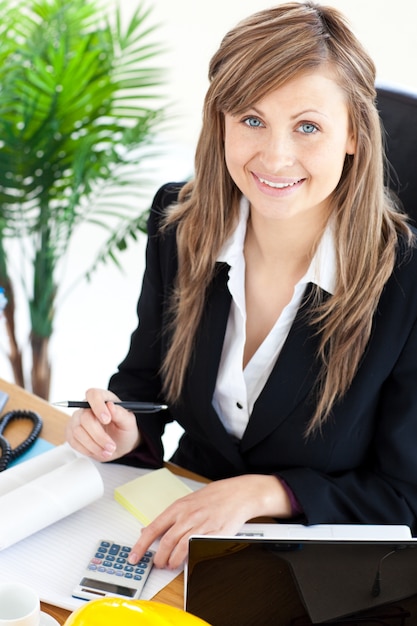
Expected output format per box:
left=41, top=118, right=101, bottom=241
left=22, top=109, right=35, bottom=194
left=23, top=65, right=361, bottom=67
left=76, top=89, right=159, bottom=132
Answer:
left=54, top=400, right=168, bottom=413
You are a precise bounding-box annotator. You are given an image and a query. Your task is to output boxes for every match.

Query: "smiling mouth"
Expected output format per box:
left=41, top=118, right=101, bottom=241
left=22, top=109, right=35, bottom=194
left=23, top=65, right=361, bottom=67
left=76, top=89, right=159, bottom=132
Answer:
left=257, top=176, right=303, bottom=189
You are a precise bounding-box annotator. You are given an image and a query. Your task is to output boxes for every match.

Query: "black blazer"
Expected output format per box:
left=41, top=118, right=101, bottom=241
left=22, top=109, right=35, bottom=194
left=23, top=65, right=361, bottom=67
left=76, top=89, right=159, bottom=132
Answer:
left=109, top=183, right=417, bottom=533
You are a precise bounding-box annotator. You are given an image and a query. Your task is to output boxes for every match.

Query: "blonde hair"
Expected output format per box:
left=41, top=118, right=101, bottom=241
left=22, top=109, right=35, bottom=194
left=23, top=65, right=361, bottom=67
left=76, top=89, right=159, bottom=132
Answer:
left=161, top=1, right=413, bottom=433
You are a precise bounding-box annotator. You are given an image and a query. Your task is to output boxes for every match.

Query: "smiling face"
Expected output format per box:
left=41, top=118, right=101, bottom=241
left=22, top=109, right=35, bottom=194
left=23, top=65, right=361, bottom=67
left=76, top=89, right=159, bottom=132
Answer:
left=223, top=68, right=356, bottom=225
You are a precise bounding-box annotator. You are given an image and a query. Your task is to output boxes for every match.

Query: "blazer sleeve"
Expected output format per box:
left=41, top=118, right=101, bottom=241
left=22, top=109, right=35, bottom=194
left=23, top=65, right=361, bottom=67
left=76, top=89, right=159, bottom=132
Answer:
left=278, top=283, right=417, bottom=533
left=108, top=182, right=184, bottom=468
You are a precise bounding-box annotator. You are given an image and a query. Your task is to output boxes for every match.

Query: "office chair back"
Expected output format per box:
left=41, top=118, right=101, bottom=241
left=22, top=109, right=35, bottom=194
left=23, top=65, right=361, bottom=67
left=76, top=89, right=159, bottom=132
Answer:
left=376, top=84, right=417, bottom=225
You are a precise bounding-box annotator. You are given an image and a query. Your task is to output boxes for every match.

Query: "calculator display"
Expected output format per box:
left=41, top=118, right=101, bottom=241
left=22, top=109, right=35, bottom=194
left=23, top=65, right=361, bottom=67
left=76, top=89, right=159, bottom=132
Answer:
left=80, top=577, right=137, bottom=598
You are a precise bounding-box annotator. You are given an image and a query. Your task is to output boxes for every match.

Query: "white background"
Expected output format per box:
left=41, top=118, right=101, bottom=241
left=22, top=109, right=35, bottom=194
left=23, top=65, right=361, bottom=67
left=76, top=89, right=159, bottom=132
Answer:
left=1, top=0, right=417, bottom=458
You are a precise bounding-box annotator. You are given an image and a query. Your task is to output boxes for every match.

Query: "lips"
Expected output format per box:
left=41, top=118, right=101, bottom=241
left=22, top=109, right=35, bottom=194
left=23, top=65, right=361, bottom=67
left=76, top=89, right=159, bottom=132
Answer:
left=257, top=175, right=303, bottom=189
left=252, top=172, right=306, bottom=197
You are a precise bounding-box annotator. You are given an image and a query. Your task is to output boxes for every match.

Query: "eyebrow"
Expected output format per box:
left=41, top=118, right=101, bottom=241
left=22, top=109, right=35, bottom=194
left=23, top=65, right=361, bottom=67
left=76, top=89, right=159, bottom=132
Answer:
left=291, top=109, right=329, bottom=120
left=249, top=106, right=329, bottom=120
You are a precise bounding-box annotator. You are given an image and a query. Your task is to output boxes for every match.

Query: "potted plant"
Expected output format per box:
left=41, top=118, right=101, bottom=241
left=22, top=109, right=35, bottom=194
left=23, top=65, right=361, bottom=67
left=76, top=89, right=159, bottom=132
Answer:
left=0, top=0, right=167, bottom=398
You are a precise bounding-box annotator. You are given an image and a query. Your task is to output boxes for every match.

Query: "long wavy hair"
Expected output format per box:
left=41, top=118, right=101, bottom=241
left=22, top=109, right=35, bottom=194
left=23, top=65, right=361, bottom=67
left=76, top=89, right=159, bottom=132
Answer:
left=161, top=1, right=413, bottom=433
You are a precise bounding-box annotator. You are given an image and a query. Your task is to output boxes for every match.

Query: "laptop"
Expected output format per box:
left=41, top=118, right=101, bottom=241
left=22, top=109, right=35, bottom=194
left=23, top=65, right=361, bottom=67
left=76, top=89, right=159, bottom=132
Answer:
left=185, top=526, right=417, bottom=625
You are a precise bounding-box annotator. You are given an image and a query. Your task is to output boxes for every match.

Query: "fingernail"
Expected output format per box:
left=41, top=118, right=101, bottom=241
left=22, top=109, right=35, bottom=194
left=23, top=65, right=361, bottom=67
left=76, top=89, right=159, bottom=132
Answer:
left=100, top=412, right=111, bottom=424
left=128, top=552, right=139, bottom=565
left=102, top=443, right=116, bottom=458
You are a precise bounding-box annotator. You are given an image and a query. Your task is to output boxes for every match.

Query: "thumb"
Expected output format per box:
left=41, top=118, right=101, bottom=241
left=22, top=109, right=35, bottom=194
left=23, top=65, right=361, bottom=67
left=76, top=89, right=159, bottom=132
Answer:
left=98, top=409, right=112, bottom=425
left=103, top=401, right=133, bottom=429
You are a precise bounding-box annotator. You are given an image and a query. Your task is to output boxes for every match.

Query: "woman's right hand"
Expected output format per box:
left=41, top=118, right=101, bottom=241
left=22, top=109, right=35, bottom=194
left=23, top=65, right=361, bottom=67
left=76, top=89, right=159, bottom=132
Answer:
left=65, top=387, right=141, bottom=462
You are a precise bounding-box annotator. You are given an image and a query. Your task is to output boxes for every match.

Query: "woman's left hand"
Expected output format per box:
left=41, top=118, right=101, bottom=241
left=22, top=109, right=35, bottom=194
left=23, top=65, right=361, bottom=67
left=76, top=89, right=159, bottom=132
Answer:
left=127, top=474, right=292, bottom=570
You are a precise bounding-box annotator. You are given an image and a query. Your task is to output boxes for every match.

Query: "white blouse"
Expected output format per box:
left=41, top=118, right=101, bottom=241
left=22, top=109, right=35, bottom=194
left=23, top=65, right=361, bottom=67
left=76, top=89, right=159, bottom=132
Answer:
left=212, top=197, right=337, bottom=439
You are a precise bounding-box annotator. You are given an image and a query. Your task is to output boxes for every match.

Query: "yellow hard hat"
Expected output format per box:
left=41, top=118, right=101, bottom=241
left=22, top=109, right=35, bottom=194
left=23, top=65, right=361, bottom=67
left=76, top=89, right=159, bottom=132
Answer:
left=64, top=598, right=211, bottom=625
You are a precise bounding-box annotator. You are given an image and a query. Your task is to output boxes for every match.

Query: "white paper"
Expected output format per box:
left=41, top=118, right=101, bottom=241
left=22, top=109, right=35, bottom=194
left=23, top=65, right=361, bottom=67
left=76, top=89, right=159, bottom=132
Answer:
left=0, top=460, right=190, bottom=611
left=0, top=455, right=104, bottom=550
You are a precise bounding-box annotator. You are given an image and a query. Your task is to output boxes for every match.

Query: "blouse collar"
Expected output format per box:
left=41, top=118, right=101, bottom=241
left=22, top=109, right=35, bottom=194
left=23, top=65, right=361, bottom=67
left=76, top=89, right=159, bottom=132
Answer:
left=217, top=195, right=336, bottom=296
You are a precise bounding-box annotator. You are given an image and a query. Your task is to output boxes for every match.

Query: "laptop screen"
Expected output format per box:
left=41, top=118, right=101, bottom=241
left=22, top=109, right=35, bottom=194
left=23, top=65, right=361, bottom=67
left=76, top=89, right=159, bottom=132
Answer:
left=185, top=536, right=417, bottom=625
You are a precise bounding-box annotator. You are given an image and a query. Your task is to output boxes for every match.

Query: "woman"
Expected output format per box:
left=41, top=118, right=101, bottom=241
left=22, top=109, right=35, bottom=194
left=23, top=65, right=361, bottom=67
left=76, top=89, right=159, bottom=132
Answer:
left=66, top=1, right=417, bottom=570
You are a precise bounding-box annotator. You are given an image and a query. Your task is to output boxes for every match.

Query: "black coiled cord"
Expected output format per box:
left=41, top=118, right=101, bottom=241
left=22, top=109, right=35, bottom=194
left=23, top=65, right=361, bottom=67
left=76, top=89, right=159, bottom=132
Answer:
left=0, top=410, right=43, bottom=472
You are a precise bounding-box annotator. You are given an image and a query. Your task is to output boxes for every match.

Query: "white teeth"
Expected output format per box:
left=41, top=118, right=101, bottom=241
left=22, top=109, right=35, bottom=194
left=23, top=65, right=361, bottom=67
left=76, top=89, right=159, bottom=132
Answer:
left=258, top=177, right=300, bottom=189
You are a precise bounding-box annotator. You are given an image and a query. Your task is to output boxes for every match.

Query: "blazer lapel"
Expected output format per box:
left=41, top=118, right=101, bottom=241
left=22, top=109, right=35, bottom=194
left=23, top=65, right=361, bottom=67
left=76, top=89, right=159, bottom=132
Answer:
left=185, top=273, right=327, bottom=465
left=241, top=283, right=326, bottom=452
left=184, top=263, right=248, bottom=471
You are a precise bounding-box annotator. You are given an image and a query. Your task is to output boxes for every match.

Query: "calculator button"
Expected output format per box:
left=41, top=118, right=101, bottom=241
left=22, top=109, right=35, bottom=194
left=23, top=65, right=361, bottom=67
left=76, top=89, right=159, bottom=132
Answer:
left=77, top=542, right=155, bottom=603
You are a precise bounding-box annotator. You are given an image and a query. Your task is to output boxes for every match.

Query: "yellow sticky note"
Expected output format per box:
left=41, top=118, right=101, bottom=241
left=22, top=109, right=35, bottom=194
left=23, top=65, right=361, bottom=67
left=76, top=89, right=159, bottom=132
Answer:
left=114, top=467, right=193, bottom=526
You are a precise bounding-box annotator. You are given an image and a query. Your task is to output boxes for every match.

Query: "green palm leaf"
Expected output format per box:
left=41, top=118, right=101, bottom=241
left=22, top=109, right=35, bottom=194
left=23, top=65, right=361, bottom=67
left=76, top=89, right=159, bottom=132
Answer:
left=0, top=0, right=167, bottom=397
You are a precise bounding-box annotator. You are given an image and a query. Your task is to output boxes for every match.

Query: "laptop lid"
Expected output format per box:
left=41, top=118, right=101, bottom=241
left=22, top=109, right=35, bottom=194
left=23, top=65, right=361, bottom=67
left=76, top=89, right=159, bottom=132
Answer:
left=185, top=534, right=417, bottom=625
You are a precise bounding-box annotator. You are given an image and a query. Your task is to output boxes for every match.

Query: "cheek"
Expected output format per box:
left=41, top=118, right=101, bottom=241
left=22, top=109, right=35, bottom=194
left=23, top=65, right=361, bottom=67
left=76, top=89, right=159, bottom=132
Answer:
left=224, top=125, right=259, bottom=173
left=309, top=139, right=349, bottom=178
left=224, top=147, right=238, bottom=183
left=224, top=132, right=236, bottom=171
left=224, top=124, right=240, bottom=157
left=224, top=138, right=249, bottom=180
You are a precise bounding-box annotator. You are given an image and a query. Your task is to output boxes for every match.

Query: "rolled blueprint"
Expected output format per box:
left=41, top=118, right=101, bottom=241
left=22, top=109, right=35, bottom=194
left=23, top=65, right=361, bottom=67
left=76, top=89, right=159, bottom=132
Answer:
left=0, top=445, right=104, bottom=550
left=0, top=443, right=78, bottom=496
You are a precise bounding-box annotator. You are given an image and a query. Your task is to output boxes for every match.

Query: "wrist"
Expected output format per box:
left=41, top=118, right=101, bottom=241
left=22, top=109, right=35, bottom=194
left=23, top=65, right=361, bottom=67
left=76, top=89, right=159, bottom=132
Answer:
left=239, top=474, right=294, bottom=519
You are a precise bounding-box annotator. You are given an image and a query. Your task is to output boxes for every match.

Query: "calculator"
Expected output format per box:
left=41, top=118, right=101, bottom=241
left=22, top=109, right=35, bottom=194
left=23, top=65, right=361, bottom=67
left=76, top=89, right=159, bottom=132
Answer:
left=72, top=540, right=155, bottom=601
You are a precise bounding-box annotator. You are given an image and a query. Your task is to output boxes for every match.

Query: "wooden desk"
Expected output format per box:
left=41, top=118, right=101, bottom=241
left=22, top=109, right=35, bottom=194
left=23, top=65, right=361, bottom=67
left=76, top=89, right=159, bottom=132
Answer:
left=0, top=378, right=188, bottom=625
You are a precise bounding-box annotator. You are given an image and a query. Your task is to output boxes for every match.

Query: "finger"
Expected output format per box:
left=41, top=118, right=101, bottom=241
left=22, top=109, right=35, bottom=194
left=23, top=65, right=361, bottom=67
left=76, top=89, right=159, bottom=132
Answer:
left=162, top=516, right=244, bottom=570
left=105, top=401, right=136, bottom=431
left=128, top=510, right=180, bottom=567
left=142, top=503, right=208, bottom=569
left=154, top=513, right=221, bottom=569
left=85, top=388, right=116, bottom=425
left=166, top=533, right=192, bottom=570
left=157, top=526, right=193, bottom=569
left=67, top=409, right=117, bottom=460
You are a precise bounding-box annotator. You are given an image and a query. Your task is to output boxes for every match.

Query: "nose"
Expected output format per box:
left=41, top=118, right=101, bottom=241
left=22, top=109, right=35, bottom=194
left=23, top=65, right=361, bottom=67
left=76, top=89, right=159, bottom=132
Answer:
left=259, top=131, right=295, bottom=172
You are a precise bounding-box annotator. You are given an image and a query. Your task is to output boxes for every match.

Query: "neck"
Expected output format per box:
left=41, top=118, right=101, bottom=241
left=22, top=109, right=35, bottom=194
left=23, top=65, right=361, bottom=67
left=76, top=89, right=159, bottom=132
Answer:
left=245, top=209, right=329, bottom=272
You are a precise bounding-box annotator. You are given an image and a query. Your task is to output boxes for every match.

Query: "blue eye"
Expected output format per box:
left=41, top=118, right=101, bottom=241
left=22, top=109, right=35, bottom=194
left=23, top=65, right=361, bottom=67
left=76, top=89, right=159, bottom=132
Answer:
left=298, top=123, right=318, bottom=134
left=243, top=116, right=263, bottom=128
